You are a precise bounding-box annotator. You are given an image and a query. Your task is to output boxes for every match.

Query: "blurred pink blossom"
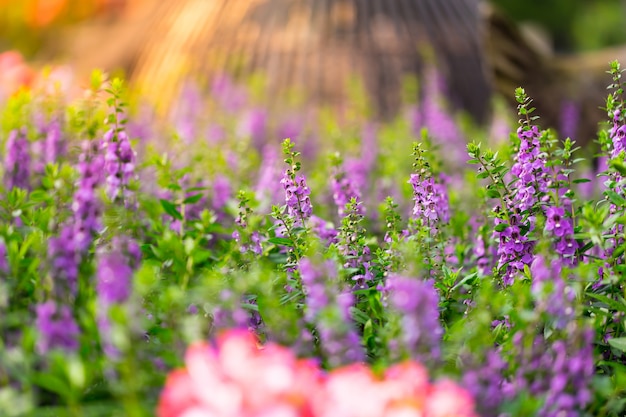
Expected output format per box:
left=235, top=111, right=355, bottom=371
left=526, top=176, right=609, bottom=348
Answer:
left=158, top=330, right=478, bottom=417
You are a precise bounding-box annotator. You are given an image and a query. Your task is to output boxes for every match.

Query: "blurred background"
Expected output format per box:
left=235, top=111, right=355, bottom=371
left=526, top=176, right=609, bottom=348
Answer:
left=3, top=0, right=626, bottom=61
left=1, top=0, right=626, bottom=145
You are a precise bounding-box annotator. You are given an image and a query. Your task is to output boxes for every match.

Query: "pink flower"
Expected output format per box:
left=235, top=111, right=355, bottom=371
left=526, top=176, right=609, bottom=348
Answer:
left=157, top=330, right=479, bottom=417
left=425, top=380, right=478, bottom=417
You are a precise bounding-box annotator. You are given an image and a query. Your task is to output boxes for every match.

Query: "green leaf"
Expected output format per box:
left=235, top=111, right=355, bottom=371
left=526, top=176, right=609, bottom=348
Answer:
left=494, top=223, right=508, bottom=232
left=183, top=194, right=204, bottom=204
left=486, top=189, right=501, bottom=199
left=349, top=307, right=370, bottom=325
left=267, top=237, right=293, bottom=246
left=32, top=373, right=71, bottom=399
left=451, top=272, right=478, bottom=292
left=160, top=199, right=182, bottom=220
left=587, top=293, right=626, bottom=313
left=609, top=337, right=626, bottom=352
left=605, top=190, right=626, bottom=207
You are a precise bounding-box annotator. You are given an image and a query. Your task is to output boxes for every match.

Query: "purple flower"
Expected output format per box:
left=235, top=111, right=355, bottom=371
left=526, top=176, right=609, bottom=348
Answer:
left=96, top=236, right=141, bottom=358
left=331, top=163, right=363, bottom=217
left=72, top=140, right=104, bottom=252
left=96, top=252, right=133, bottom=306
left=0, top=239, right=8, bottom=274
left=387, top=274, right=443, bottom=362
left=35, top=301, right=80, bottom=354
left=101, top=128, right=136, bottom=201
left=510, top=124, right=549, bottom=211
left=255, top=146, right=282, bottom=212
left=409, top=66, right=467, bottom=165
left=309, top=215, right=339, bottom=246
left=48, top=225, right=80, bottom=295
left=4, top=128, right=30, bottom=190
left=170, top=81, right=203, bottom=143
left=96, top=236, right=141, bottom=306
left=211, top=175, right=231, bottom=213
left=544, top=206, right=573, bottom=238
left=238, top=108, right=267, bottom=150
left=560, top=100, right=579, bottom=140
left=210, top=73, right=247, bottom=113
left=280, top=170, right=313, bottom=224
left=408, top=174, right=449, bottom=225
left=462, top=348, right=509, bottom=416
left=300, top=258, right=365, bottom=366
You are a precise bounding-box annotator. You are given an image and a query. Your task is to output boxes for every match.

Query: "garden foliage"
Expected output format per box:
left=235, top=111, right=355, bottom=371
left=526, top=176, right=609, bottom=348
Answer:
left=1, top=61, right=626, bottom=417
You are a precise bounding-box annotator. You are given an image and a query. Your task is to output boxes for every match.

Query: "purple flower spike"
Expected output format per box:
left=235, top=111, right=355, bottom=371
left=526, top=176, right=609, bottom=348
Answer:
left=96, top=236, right=141, bottom=306
left=300, top=258, right=365, bottom=366
left=280, top=170, right=313, bottom=225
left=387, top=274, right=443, bottom=362
left=4, top=128, right=30, bottom=190
left=35, top=301, right=80, bottom=355
left=101, top=128, right=136, bottom=201
left=48, top=224, right=80, bottom=295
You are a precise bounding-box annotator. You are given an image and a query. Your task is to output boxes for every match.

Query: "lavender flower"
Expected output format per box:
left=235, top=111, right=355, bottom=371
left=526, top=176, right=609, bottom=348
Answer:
left=331, top=161, right=363, bottom=217
left=72, top=140, right=104, bottom=252
left=337, top=199, right=372, bottom=289
left=387, top=274, right=443, bottom=362
left=512, top=329, right=594, bottom=417
left=35, top=301, right=80, bottom=354
left=238, top=108, right=268, bottom=150
left=409, top=66, right=467, bottom=164
left=462, top=348, right=509, bottom=417
left=96, top=236, right=141, bottom=358
left=300, top=258, right=364, bottom=366
left=408, top=143, right=450, bottom=230
left=494, top=215, right=534, bottom=286
left=0, top=239, right=7, bottom=274
left=510, top=125, right=549, bottom=211
left=171, top=81, right=203, bottom=143
left=530, top=255, right=575, bottom=330
left=255, top=146, right=283, bottom=213
left=210, top=73, right=247, bottom=113
left=96, top=250, right=134, bottom=306
left=43, top=118, right=65, bottom=166
left=544, top=206, right=578, bottom=263
left=211, top=175, right=231, bottom=217
left=280, top=170, right=313, bottom=225
left=48, top=224, right=80, bottom=296
left=4, top=128, right=30, bottom=190
left=309, top=215, right=339, bottom=246
left=101, top=128, right=136, bottom=201
left=508, top=255, right=595, bottom=417
left=560, top=100, right=580, bottom=141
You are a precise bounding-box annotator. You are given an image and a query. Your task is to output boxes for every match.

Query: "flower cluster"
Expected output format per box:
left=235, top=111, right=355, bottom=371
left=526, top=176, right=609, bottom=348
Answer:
left=47, top=224, right=80, bottom=296
left=504, top=255, right=596, bottom=417
left=4, top=127, right=30, bottom=190
left=158, top=330, right=479, bottom=417
left=543, top=206, right=577, bottom=263
left=300, top=258, right=364, bottom=366
left=386, top=274, right=443, bottom=362
left=280, top=170, right=313, bottom=225
left=510, top=124, right=549, bottom=212
left=337, top=199, right=373, bottom=289
left=96, top=236, right=141, bottom=358
left=330, top=158, right=364, bottom=217
left=35, top=300, right=80, bottom=355
left=408, top=143, right=449, bottom=227
left=102, top=128, right=136, bottom=201
left=494, top=214, right=534, bottom=286
left=72, top=139, right=104, bottom=251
